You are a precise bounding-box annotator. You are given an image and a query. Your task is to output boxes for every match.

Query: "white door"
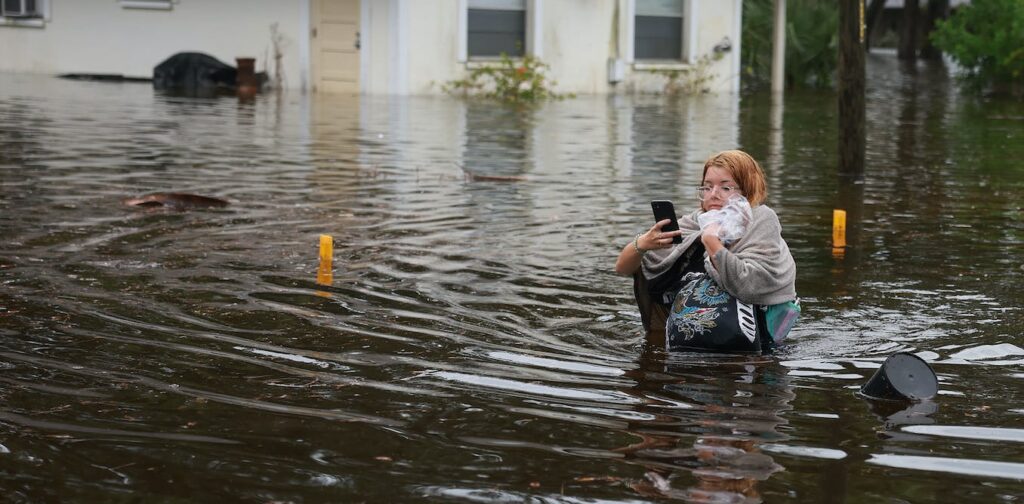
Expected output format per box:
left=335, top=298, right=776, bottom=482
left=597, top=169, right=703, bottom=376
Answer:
left=312, top=0, right=360, bottom=94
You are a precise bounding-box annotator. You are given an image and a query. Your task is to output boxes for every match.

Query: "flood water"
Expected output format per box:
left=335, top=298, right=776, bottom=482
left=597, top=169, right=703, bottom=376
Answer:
left=2, top=53, right=1023, bottom=502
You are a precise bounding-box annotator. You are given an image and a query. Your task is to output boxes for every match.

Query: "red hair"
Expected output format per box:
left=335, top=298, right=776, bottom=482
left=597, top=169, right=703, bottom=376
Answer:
left=701, top=150, right=767, bottom=207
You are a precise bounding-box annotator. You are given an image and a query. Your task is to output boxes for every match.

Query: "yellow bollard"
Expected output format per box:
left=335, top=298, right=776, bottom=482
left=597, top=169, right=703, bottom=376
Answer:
left=832, top=209, right=847, bottom=249
left=317, top=234, right=333, bottom=286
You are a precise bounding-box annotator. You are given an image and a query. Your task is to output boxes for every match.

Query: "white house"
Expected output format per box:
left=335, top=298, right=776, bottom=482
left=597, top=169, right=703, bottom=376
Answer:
left=0, top=0, right=744, bottom=95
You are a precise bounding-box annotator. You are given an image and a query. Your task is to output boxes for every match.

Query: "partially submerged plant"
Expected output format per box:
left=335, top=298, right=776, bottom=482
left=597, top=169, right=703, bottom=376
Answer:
left=266, top=22, right=289, bottom=90
left=443, top=53, right=566, bottom=103
left=642, top=52, right=723, bottom=95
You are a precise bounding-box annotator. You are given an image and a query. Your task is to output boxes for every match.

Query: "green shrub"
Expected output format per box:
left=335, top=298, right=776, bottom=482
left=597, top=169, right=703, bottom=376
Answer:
left=443, top=53, right=566, bottom=103
left=930, top=0, right=1024, bottom=96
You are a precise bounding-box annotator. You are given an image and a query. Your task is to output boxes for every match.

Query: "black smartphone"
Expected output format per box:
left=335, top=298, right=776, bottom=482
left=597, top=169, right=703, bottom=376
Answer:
left=651, top=200, right=683, bottom=244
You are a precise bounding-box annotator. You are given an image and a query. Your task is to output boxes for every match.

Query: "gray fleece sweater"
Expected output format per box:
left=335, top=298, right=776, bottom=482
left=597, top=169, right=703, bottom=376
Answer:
left=640, top=204, right=797, bottom=306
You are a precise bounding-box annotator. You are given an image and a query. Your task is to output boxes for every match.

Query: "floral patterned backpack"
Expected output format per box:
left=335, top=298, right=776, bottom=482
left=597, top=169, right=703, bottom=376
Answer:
left=665, top=272, right=767, bottom=354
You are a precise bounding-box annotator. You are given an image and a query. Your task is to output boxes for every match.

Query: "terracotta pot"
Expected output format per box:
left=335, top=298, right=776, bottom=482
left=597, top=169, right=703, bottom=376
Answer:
left=236, top=57, right=258, bottom=95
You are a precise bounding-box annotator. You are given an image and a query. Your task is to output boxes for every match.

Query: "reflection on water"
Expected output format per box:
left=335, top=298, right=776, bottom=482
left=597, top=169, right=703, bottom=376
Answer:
left=869, top=399, right=939, bottom=435
left=614, top=354, right=793, bottom=501
left=1, top=53, right=1024, bottom=501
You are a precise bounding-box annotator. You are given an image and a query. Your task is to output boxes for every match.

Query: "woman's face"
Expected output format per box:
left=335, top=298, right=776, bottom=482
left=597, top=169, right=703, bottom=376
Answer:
left=700, top=166, right=742, bottom=211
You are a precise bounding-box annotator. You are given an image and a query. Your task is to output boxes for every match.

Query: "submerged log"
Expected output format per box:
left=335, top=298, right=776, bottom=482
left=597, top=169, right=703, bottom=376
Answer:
left=123, top=193, right=229, bottom=210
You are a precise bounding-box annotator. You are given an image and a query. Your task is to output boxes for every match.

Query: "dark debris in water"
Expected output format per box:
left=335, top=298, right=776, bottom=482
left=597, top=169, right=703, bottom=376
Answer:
left=122, top=192, right=229, bottom=210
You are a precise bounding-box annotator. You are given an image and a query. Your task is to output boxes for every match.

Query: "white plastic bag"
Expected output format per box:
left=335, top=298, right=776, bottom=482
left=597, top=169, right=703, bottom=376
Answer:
left=697, top=195, right=752, bottom=244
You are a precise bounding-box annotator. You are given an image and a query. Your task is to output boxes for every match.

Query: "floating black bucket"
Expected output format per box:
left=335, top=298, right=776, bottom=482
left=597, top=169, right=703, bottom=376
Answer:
left=859, top=352, right=937, bottom=401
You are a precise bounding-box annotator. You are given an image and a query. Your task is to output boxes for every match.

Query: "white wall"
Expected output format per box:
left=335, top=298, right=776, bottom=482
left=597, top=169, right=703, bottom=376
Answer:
left=691, top=0, right=741, bottom=93
left=362, top=0, right=391, bottom=94
left=0, top=0, right=304, bottom=86
left=619, top=1, right=741, bottom=94
left=379, top=0, right=741, bottom=96
left=541, top=0, right=616, bottom=94
left=384, top=0, right=619, bottom=95
left=404, top=0, right=458, bottom=95
left=0, top=0, right=742, bottom=95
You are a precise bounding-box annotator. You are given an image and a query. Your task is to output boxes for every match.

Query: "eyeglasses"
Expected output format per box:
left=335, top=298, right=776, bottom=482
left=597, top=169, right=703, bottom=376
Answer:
left=696, top=184, right=742, bottom=199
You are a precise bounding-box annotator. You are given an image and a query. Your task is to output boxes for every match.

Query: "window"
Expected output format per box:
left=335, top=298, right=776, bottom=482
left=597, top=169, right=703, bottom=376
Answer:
left=1, top=0, right=47, bottom=27
left=120, top=0, right=173, bottom=10
left=634, top=0, right=684, bottom=60
left=1, top=0, right=41, bottom=18
left=467, top=0, right=525, bottom=58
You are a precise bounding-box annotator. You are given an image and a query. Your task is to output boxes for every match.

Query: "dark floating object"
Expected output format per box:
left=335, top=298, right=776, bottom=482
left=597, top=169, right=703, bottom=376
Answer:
left=58, top=73, right=151, bottom=83
left=154, top=52, right=236, bottom=92
left=465, top=172, right=529, bottom=182
left=123, top=193, right=229, bottom=210
left=859, top=352, right=938, bottom=402
left=153, top=52, right=266, bottom=96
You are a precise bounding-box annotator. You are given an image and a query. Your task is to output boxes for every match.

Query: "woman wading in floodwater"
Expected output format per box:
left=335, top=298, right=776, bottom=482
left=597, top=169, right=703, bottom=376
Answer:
left=614, top=150, right=799, bottom=352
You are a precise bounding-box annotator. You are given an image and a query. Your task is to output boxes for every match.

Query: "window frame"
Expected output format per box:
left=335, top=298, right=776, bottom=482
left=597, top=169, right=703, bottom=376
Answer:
left=625, top=0, right=695, bottom=65
left=0, top=0, right=48, bottom=28
left=458, top=0, right=542, bottom=63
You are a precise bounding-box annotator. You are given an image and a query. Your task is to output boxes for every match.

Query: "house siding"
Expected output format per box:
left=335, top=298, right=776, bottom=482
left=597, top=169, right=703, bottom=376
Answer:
left=0, top=0, right=742, bottom=95
left=0, top=0, right=305, bottom=87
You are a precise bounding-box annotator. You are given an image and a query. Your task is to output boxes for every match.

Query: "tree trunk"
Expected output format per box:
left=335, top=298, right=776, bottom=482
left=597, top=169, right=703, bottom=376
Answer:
left=898, top=0, right=919, bottom=60
left=838, top=0, right=865, bottom=179
left=920, top=0, right=950, bottom=59
left=865, top=0, right=885, bottom=51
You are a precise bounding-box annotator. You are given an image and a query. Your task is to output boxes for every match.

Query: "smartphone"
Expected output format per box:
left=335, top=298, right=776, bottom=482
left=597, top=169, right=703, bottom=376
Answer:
left=651, top=200, right=683, bottom=244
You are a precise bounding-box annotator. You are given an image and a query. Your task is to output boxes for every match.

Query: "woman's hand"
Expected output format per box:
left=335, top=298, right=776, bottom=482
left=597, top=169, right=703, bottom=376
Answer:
left=613, top=219, right=683, bottom=275
left=701, top=222, right=724, bottom=268
left=639, top=219, right=683, bottom=251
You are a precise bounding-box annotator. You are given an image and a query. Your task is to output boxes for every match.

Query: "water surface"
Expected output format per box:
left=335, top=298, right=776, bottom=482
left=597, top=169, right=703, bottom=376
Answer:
left=1, top=54, right=1023, bottom=502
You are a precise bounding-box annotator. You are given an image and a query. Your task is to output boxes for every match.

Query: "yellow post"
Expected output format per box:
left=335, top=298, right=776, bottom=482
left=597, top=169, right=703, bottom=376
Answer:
left=317, top=234, right=333, bottom=286
left=832, top=209, right=847, bottom=249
